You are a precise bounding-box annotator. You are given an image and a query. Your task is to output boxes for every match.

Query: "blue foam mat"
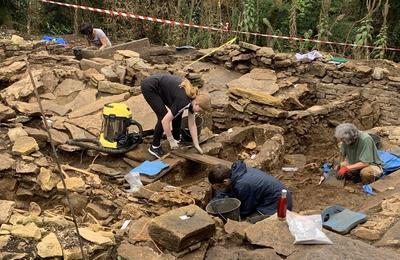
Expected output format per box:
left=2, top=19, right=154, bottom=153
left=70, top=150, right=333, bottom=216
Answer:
left=321, top=205, right=367, bottom=235
left=130, top=160, right=169, bottom=177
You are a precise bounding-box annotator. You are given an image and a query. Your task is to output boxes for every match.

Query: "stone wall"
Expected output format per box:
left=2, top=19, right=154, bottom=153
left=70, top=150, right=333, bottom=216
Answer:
left=204, top=41, right=400, bottom=127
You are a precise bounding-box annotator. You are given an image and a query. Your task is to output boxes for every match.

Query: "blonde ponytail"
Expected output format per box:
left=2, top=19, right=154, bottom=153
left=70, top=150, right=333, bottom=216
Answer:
left=179, top=79, right=198, bottom=100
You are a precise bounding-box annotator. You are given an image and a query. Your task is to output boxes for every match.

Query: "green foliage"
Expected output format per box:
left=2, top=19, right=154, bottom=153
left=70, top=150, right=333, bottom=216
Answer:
left=2, top=0, right=400, bottom=61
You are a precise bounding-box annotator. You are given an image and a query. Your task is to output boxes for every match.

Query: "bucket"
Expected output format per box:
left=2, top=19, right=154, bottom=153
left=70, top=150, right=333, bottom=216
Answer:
left=180, top=116, right=203, bottom=143
left=206, top=198, right=241, bottom=221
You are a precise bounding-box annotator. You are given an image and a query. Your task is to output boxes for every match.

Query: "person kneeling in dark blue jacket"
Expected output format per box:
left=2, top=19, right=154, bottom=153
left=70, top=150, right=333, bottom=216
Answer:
left=208, top=160, right=292, bottom=223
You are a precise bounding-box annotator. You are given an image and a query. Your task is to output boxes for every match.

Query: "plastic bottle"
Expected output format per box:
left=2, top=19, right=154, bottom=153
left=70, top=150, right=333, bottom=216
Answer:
left=277, top=189, right=288, bottom=221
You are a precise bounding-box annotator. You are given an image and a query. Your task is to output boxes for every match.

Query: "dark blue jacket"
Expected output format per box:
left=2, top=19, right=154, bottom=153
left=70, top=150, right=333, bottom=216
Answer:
left=214, top=160, right=292, bottom=218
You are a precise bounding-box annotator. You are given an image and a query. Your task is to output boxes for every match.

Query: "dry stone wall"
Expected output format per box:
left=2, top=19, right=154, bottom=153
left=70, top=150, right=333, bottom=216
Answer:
left=204, top=41, right=400, bottom=128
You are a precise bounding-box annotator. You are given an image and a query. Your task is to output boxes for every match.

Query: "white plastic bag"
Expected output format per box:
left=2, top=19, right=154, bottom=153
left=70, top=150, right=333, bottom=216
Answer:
left=124, top=171, right=143, bottom=192
left=286, top=211, right=332, bottom=245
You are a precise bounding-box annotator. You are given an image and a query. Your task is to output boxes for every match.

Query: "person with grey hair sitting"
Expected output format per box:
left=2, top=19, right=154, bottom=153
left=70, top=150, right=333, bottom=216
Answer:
left=335, top=123, right=383, bottom=184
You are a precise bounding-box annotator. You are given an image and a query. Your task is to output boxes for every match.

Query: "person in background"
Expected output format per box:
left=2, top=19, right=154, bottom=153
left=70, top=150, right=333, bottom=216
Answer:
left=79, top=22, right=112, bottom=50
left=141, top=73, right=212, bottom=158
left=208, top=160, right=292, bottom=223
left=335, top=123, right=383, bottom=184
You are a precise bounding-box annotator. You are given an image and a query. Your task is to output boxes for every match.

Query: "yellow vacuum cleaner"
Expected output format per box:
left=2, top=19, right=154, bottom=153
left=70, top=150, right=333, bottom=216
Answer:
left=68, top=103, right=143, bottom=154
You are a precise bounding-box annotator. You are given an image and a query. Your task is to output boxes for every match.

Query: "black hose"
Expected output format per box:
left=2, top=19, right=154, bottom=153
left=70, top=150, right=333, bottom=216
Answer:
left=67, top=119, right=144, bottom=155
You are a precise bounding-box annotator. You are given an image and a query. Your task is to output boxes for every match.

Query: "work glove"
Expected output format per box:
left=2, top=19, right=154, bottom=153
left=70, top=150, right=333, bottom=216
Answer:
left=337, top=166, right=350, bottom=179
left=167, top=136, right=179, bottom=150
left=194, top=144, right=203, bottom=154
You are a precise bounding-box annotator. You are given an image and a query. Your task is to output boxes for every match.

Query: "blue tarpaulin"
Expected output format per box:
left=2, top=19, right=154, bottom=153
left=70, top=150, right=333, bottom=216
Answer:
left=41, top=35, right=67, bottom=45
left=379, top=150, right=400, bottom=176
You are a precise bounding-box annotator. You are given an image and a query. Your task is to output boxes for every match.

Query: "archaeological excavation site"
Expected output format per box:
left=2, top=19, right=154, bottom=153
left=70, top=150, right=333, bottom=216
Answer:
left=1, top=32, right=400, bottom=259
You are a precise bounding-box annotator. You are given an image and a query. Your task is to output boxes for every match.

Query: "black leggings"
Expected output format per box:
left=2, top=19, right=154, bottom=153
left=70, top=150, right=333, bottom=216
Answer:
left=141, top=85, right=182, bottom=147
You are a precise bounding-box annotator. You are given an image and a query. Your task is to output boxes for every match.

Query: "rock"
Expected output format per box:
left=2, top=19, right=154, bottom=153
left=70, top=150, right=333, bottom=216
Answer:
left=224, top=219, right=252, bottom=239
left=64, top=122, right=91, bottom=139
left=239, top=41, right=260, bottom=51
left=68, top=92, right=129, bottom=118
left=375, top=219, right=400, bottom=247
left=148, top=204, right=215, bottom=252
left=128, top=217, right=152, bottom=242
left=11, top=136, right=39, bottom=155
left=8, top=222, right=42, bottom=240
left=0, top=70, right=43, bottom=102
left=7, top=127, right=28, bottom=142
left=0, top=200, right=15, bottom=224
left=205, top=246, right=280, bottom=260
left=86, top=203, right=110, bottom=220
left=116, top=50, right=140, bottom=58
left=124, top=94, right=157, bottom=132
left=61, top=192, right=89, bottom=213
left=79, top=227, right=114, bottom=245
left=356, top=65, right=372, bottom=74
left=0, top=103, right=16, bottom=122
left=37, top=167, right=60, bottom=191
left=24, top=127, right=48, bottom=143
left=245, top=215, right=296, bottom=256
left=34, top=157, right=50, bottom=167
left=232, top=53, right=254, bottom=62
left=98, top=81, right=131, bottom=94
left=15, top=161, right=39, bottom=174
left=0, top=61, right=25, bottom=81
left=0, top=153, right=15, bottom=171
left=256, top=47, right=275, bottom=58
left=11, top=101, right=40, bottom=116
left=55, top=79, right=85, bottom=97
left=89, top=164, right=121, bottom=176
left=80, top=58, right=108, bottom=72
left=372, top=67, right=388, bottom=80
left=117, top=242, right=163, bottom=260
left=308, top=62, right=327, bottom=77
left=37, top=233, right=63, bottom=258
left=100, top=66, right=119, bottom=81
left=56, top=177, right=86, bottom=193
left=49, top=128, right=69, bottom=145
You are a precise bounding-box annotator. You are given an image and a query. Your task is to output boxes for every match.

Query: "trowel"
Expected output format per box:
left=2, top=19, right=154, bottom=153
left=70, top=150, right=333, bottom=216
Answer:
left=320, top=160, right=345, bottom=187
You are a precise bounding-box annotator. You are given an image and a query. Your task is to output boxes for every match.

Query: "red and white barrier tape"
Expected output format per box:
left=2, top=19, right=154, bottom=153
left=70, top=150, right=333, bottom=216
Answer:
left=40, top=0, right=400, bottom=52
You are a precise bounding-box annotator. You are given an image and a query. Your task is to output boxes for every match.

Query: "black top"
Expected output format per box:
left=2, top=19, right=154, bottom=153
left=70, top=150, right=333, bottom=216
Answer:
left=141, top=73, right=192, bottom=116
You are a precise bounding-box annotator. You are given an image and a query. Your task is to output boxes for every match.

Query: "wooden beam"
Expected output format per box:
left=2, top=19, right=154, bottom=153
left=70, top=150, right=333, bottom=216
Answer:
left=171, top=151, right=232, bottom=168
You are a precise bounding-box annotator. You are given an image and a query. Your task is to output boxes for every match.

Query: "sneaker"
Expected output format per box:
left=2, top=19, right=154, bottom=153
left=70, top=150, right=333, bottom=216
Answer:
left=148, top=145, right=165, bottom=159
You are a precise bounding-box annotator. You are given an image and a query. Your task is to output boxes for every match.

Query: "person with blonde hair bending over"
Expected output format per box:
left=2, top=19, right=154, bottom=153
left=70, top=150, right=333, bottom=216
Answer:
left=141, top=73, right=212, bottom=158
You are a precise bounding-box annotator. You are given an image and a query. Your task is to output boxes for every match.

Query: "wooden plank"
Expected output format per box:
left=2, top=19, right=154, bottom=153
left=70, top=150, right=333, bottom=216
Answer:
left=371, top=169, right=400, bottom=193
left=171, top=151, right=232, bottom=168
left=140, top=155, right=185, bottom=185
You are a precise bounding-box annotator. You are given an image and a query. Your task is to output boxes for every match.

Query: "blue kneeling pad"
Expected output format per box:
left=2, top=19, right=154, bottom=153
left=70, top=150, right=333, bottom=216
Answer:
left=321, top=205, right=367, bottom=235
left=130, top=160, right=169, bottom=177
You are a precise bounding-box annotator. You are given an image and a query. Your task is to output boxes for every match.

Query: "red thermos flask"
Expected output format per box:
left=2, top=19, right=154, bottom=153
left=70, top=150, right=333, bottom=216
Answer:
left=277, top=189, right=288, bottom=220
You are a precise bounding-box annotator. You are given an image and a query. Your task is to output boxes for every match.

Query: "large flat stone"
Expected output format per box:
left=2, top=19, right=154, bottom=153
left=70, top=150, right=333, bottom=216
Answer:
left=371, top=169, right=400, bottom=192
left=245, top=214, right=400, bottom=259
left=11, top=136, right=39, bottom=155
left=0, top=200, right=15, bottom=224
left=148, top=204, right=215, bottom=252
left=124, top=94, right=157, bottom=132
left=128, top=217, right=152, bottom=242
left=55, top=79, right=85, bottom=97
left=81, top=38, right=150, bottom=59
left=68, top=92, right=129, bottom=118
left=37, top=167, right=60, bottom=191
left=245, top=215, right=296, bottom=256
left=0, top=70, right=42, bottom=101
left=227, top=68, right=281, bottom=106
left=98, top=81, right=130, bottom=94
left=56, top=177, right=86, bottom=193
